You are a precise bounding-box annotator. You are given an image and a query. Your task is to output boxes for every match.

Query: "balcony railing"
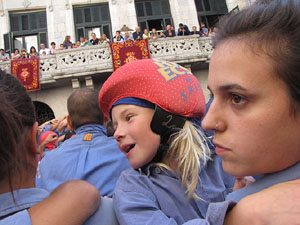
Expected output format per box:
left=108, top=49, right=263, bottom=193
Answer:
left=0, top=36, right=213, bottom=84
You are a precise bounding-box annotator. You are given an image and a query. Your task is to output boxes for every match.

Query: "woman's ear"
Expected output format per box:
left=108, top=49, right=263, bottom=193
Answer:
left=28, top=122, right=40, bottom=155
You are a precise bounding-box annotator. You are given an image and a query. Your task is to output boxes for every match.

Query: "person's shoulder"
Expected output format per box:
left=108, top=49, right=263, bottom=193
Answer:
left=116, top=168, right=152, bottom=191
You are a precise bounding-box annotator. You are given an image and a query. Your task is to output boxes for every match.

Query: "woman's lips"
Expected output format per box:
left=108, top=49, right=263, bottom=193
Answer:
left=214, top=143, right=230, bottom=155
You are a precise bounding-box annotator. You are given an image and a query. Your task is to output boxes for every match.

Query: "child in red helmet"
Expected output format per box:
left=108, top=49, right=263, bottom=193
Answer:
left=99, top=59, right=234, bottom=224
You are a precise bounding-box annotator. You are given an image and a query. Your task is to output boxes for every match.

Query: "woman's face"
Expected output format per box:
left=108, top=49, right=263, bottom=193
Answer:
left=112, top=104, right=160, bottom=169
left=202, top=40, right=300, bottom=177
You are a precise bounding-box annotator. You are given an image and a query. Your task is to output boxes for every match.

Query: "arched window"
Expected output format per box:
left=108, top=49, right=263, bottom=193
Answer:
left=33, top=101, right=55, bottom=125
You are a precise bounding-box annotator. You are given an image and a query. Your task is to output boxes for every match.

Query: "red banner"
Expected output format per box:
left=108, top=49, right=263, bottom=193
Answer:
left=11, top=58, right=40, bottom=91
left=110, top=40, right=151, bottom=71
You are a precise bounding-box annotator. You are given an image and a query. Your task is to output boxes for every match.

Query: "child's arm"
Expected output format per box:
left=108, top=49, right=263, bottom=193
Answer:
left=28, top=180, right=100, bottom=225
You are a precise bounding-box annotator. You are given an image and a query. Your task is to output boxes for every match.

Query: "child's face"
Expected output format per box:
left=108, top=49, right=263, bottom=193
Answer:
left=112, top=104, right=160, bottom=169
left=202, top=40, right=300, bottom=177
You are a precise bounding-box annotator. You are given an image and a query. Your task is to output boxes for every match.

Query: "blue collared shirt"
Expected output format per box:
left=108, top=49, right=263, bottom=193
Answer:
left=0, top=188, right=49, bottom=225
left=36, top=124, right=130, bottom=197
left=226, top=161, right=300, bottom=202
left=114, top=154, right=235, bottom=225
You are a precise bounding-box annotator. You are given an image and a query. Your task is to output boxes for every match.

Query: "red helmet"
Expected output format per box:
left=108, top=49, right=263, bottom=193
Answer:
left=99, top=59, right=206, bottom=120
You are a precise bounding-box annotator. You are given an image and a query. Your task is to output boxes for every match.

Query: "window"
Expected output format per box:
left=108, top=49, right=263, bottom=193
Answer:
left=194, top=0, right=228, bottom=28
left=6, top=10, right=48, bottom=54
left=135, top=0, right=173, bottom=31
left=73, top=4, right=112, bottom=41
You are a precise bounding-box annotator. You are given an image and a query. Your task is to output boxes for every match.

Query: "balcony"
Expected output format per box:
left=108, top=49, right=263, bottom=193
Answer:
left=0, top=36, right=213, bottom=84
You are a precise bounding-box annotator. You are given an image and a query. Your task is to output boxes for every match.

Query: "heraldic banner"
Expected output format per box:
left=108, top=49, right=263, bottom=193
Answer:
left=110, top=39, right=151, bottom=71
left=11, top=58, right=40, bottom=91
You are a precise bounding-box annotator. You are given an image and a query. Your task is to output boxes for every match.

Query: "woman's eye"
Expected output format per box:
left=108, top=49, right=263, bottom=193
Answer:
left=231, top=94, right=245, bottom=104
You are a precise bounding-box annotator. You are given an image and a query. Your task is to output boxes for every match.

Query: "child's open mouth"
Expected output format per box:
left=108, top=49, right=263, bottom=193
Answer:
left=125, top=144, right=135, bottom=153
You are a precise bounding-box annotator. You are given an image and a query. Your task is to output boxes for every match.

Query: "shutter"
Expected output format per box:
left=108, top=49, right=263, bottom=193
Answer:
left=92, top=6, right=100, bottom=22
left=10, top=15, right=19, bottom=31
left=74, top=8, right=83, bottom=24
left=153, top=1, right=161, bottom=16
left=39, top=32, right=48, bottom=48
left=21, top=15, right=29, bottom=31
left=102, top=24, right=110, bottom=40
left=76, top=27, right=85, bottom=40
left=164, top=18, right=172, bottom=28
left=3, top=32, right=13, bottom=55
left=139, top=21, right=147, bottom=32
left=161, top=0, right=170, bottom=15
left=204, top=0, right=211, bottom=11
left=29, top=14, right=37, bottom=30
left=100, top=5, right=109, bottom=22
left=145, top=2, right=152, bottom=16
left=195, top=0, right=204, bottom=12
left=84, top=8, right=91, bottom=23
left=38, top=12, right=47, bottom=29
left=136, top=3, right=145, bottom=17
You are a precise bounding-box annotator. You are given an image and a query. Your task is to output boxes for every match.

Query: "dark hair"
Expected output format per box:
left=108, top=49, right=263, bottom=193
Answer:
left=51, top=42, right=56, bottom=45
left=67, top=88, right=104, bottom=129
left=13, top=48, right=19, bottom=54
left=0, top=70, right=36, bottom=191
left=30, top=46, right=36, bottom=53
left=215, top=0, right=300, bottom=113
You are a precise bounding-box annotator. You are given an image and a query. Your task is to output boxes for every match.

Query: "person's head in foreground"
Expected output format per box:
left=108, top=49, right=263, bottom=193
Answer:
left=202, top=0, right=300, bottom=178
left=0, top=70, right=38, bottom=192
left=99, top=59, right=210, bottom=199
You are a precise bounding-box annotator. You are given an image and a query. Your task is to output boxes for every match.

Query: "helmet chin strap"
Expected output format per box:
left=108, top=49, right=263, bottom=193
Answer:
left=149, top=105, right=186, bottom=163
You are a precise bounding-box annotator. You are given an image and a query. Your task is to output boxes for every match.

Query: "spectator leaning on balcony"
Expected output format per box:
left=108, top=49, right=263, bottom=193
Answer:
left=11, top=48, right=21, bottom=59
left=63, top=35, right=72, bottom=49
left=29, top=46, right=38, bottom=58
left=79, top=36, right=85, bottom=47
left=0, top=49, right=9, bottom=61
left=50, top=42, right=56, bottom=55
left=36, top=88, right=130, bottom=197
left=177, top=23, right=190, bottom=36
left=39, top=43, right=50, bottom=56
left=20, top=49, right=29, bottom=59
left=90, top=32, right=99, bottom=45
left=133, top=26, right=143, bottom=41
left=190, top=25, right=200, bottom=35
left=200, top=22, right=209, bottom=37
left=113, top=30, right=124, bottom=43
left=124, top=31, right=134, bottom=41
left=143, top=28, right=151, bottom=40
left=164, top=24, right=176, bottom=37
left=83, top=38, right=93, bottom=47
left=99, top=34, right=110, bottom=45
left=150, top=28, right=159, bottom=40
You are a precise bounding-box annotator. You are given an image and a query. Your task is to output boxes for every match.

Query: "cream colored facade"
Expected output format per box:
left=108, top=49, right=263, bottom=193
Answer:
left=0, top=0, right=252, bottom=121
left=0, top=0, right=252, bottom=49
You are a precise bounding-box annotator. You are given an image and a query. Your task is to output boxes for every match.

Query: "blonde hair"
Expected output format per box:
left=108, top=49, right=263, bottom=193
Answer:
left=156, top=120, right=212, bottom=200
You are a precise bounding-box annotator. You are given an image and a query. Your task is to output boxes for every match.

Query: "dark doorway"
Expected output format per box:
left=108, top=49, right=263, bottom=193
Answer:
left=148, top=19, right=163, bottom=30
left=33, top=101, right=55, bottom=125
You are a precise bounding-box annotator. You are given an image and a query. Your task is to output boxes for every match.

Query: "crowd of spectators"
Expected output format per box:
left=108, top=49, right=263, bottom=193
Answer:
left=0, top=23, right=213, bottom=62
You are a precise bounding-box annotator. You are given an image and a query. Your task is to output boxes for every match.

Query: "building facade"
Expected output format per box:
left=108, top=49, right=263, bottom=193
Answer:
left=0, top=0, right=251, bottom=123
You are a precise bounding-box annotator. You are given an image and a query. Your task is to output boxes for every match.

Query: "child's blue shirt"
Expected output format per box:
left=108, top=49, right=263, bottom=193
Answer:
left=114, top=154, right=235, bottom=225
